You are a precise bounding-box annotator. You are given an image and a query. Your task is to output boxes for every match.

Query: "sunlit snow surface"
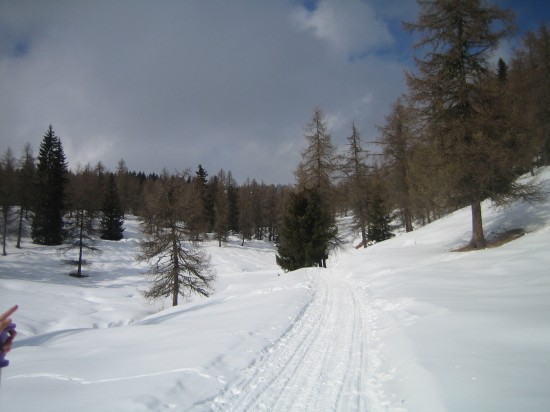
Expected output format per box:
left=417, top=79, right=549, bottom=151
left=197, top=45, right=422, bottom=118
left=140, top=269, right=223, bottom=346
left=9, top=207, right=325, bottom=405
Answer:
left=1, top=167, right=549, bottom=411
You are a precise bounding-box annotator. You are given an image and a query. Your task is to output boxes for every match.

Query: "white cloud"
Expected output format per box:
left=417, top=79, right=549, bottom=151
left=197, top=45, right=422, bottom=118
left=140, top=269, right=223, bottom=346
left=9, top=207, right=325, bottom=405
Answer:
left=292, top=0, right=394, bottom=57
left=0, top=0, right=411, bottom=184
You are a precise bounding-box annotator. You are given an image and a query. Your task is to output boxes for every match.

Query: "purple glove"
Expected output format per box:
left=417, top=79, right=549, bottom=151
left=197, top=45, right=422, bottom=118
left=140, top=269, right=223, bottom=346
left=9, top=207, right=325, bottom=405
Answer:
left=0, top=322, right=16, bottom=368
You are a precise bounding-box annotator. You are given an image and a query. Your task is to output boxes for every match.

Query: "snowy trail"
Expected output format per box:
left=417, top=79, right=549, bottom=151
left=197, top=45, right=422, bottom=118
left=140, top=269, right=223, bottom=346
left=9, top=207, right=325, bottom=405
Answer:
left=212, top=269, right=370, bottom=411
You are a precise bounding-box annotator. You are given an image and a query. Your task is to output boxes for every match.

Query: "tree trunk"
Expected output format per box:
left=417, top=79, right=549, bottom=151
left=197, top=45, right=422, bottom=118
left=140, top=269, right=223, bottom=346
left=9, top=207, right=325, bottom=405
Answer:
left=172, top=232, right=179, bottom=306
left=403, top=208, right=413, bottom=233
left=77, top=211, right=84, bottom=277
left=358, top=206, right=367, bottom=248
left=469, top=202, right=486, bottom=249
left=172, top=271, right=179, bottom=307
left=16, top=207, right=23, bottom=249
left=2, top=213, right=7, bottom=256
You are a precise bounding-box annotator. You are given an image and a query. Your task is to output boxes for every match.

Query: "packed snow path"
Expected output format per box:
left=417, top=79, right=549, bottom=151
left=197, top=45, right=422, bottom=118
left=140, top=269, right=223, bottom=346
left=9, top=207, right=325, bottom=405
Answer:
left=213, top=269, right=370, bottom=411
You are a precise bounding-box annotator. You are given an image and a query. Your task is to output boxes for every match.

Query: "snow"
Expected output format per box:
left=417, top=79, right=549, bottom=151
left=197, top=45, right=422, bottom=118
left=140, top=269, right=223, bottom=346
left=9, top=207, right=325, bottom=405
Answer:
left=1, top=167, right=550, bottom=411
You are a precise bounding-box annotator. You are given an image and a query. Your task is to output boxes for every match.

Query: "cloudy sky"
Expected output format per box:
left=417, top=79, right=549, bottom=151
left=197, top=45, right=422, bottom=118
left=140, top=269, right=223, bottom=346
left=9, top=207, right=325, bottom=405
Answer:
left=1, top=0, right=548, bottom=184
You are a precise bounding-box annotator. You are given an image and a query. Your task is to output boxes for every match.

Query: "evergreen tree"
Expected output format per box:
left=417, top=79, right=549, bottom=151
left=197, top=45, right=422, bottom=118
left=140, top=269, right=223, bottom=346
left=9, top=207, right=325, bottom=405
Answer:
left=100, top=173, right=125, bottom=241
left=377, top=97, right=416, bottom=233
left=15, top=144, right=35, bottom=249
left=508, top=23, right=550, bottom=166
left=93, top=162, right=107, bottom=207
left=497, top=58, right=508, bottom=84
left=0, top=148, right=17, bottom=256
left=115, top=159, right=131, bottom=215
left=278, top=107, right=339, bottom=269
left=263, top=184, right=280, bottom=242
left=32, top=125, right=68, bottom=245
left=339, top=122, right=371, bottom=247
left=238, top=179, right=254, bottom=246
left=61, top=164, right=102, bottom=277
left=225, top=171, right=240, bottom=233
left=185, top=164, right=210, bottom=239
left=295, top=107, right=336, bottom=198
left=195, top=164, right=216, bottom=231
left=212, top=174, right=229, bottom=247
left=136, top=171, right=216, bottom=306
left=250, top=180, right=265, bottom=240
left=405, top=0, right=517, bottom=248
left=276, top=188, right=337, bottom=271
left=367, top=173, right=394, bottom=243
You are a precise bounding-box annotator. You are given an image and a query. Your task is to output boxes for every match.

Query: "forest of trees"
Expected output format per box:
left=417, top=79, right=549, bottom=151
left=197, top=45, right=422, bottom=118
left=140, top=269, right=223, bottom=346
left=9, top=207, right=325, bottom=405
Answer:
left=1, top=3, right=549, bottom=288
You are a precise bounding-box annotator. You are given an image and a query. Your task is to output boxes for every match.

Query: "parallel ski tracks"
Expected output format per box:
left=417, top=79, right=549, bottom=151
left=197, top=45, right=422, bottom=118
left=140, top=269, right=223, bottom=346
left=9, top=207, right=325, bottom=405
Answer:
left=212, top=269, right=370, bottom=411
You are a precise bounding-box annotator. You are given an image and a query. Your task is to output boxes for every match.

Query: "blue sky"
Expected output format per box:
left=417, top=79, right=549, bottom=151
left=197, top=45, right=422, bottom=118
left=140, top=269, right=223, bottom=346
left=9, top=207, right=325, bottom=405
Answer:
left=0, top=0, right=548, bottom=184
left=500, top=0, right=550, bottom=31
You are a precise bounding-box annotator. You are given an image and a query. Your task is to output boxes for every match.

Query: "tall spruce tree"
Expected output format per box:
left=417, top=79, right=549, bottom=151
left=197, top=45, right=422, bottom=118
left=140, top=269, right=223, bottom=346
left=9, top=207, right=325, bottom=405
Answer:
left=100, top=173, right=125, bottom=241
left=225, top=171, right=239, bottom=233
left=276, top=187, right=337, bottom=271
left=366, top=171, right=395, bottom=243
left=32, top=125, right=68, bottom=245
left=212, top=173, right=229, bottom=247
left=280, top=107, right=339, bottom=268
left=186, top=164, right=209, bottom=239
left=238, top=179, right=254, bottom=246
left=263, top=184, right=280, bottom=242
left=405, top=0, right=517, bottom=248
left=16, top=144, right=35, bottom=249
left=0, top=148, right=17, bottom=256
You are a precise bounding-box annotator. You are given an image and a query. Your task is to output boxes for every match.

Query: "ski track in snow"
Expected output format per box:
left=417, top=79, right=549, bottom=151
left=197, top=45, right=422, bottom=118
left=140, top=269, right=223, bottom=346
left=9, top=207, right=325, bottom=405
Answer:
left=211, top=269, right=370, bottom=412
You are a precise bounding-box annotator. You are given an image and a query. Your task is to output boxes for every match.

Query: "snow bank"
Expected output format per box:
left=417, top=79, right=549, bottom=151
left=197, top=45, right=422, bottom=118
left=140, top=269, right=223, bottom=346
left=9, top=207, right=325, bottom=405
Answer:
left=336, top=167, right=550, bottom=411
left=1, top=219, right=312, bottom=411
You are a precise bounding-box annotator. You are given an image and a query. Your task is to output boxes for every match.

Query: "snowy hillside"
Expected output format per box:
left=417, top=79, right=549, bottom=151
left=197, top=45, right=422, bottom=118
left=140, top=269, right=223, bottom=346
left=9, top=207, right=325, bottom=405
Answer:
left=1, top=167, right=549, bottom=412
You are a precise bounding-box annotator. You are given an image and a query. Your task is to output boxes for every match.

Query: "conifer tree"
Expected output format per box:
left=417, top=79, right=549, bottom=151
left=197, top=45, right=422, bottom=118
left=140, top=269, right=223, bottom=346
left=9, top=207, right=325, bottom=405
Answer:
left=295, top=107, right=336, bottom=199
left=377, top=97, right=416, bottom=232
left=32, top=125, right=68, bottom=245
left=225, top=171, right=240, bottom=233
left=339, top=122, right=370, bottom=247
left=263, top=184, right=280, bottom=242
left=276, top=187, right=337, bottom=271
left=197, top=164, right=216, bottom=231
left=278, top=107, right=339, bottom=268
left=61, top=164, right=101, bottom=277
left=509, top=23, right=550, bottom=166
left=137, top=171, right=215, bottom=306
left=100, top=173, right=125, bottom=241
left=238, top=179, right=254, bottom=246
left=405, top=0, right=517, bottom=248
left=16, top=144, right=35, bottom=249
left=250, top=179, right=265, bottom=240
left=212, top=174, right=229, bottom=247
left=366, top=172, right=394, bottom=243
left=186, top=164, right=211, bottom=239
left=0, top=148, right=17, bottom=256
left=115, top=159, right=132, bottom=215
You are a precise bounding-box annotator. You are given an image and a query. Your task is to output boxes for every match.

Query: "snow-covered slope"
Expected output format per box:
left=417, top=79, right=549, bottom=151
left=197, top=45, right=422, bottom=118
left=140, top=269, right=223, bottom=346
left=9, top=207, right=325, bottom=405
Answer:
left=1, top=223, right=313, bottom=411
left=333, top=167, right=550, bottom=412
left=1, top=167, right=549, bottom=411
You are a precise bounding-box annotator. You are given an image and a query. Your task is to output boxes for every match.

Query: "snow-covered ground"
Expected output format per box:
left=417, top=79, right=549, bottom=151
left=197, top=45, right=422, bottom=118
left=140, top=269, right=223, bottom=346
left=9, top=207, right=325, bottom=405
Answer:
left=1, top=167, right=549, bottom=411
